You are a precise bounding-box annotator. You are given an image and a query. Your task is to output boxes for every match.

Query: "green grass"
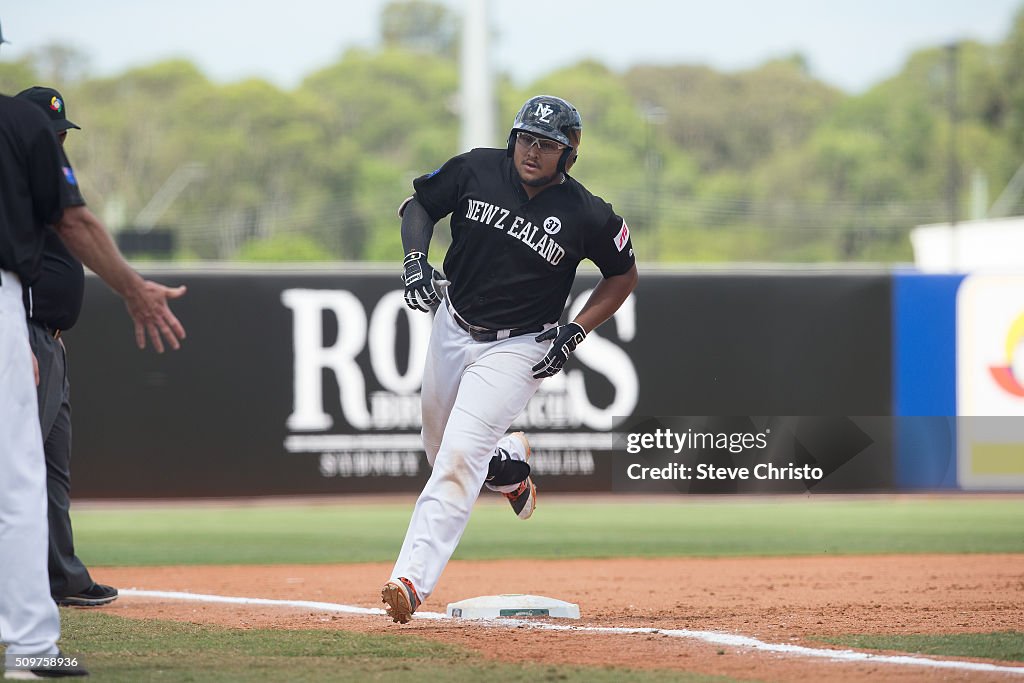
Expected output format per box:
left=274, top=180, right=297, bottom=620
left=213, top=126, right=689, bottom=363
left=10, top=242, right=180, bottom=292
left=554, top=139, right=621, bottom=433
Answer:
left=70, top=497, right=1024, bottom=566
left=1, top=610, right=747, bottom=683
left=817, top=632, right=1024, bottom=663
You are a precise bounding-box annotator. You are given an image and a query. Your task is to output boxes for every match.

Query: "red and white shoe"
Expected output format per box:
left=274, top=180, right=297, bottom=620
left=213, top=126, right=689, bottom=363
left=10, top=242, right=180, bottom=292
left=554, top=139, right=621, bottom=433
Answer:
left=381, top=577, right=421, bottom=624
left=501, top=432, right=536, bottom=520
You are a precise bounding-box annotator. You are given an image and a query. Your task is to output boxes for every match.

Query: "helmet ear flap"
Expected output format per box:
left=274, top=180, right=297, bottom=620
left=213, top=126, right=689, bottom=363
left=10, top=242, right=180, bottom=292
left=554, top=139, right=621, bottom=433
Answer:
left=557, top=146, right=576, bottom=174
left=506, top=131, right=516, bottom=157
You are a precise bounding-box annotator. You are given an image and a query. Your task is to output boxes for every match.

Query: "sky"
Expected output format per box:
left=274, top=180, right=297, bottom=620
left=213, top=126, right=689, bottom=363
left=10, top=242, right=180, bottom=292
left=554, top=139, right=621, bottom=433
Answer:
left=2, top=0, right=1022, bottom=93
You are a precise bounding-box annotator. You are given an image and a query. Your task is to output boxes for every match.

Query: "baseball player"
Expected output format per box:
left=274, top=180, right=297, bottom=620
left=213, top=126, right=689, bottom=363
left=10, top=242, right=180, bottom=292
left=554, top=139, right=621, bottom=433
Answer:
left=0, top=69, right=185, bottom=676
left=381, top=95, right=638, bottom=623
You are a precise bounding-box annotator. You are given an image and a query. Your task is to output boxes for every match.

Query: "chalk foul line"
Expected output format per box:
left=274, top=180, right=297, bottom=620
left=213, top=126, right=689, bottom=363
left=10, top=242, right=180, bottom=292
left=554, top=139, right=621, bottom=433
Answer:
left=121, top=589, right=1024, bottom=676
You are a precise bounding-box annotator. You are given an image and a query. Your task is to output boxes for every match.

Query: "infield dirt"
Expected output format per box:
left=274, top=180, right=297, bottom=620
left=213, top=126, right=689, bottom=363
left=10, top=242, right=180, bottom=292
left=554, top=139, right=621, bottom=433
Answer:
left=95, top=554, right=1023, bottom=682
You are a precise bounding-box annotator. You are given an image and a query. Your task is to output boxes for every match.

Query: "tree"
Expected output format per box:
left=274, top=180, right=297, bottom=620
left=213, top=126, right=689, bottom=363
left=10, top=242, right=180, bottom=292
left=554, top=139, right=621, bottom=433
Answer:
left=623, top=60, right=842, bottom=175
left=25, top=43, right=92, bottom=84
left=234, top=233, right=334, bottom=262
left=379, top=0, right=458, bottom=57
left=24, top=5, right=1023, bottom=264
left=300, top=48, right=459, bottom=260
left=1002, top=7, right=1024, bottom=155
left=0, top=59, right=40, bottom=95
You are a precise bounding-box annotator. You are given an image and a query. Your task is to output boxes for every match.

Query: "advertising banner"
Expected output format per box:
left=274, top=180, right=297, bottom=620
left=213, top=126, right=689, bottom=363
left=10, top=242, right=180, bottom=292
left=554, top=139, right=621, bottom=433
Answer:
left=956, top=274, right=1024, bottom=489
left=68, top=269, right=893, bottom=497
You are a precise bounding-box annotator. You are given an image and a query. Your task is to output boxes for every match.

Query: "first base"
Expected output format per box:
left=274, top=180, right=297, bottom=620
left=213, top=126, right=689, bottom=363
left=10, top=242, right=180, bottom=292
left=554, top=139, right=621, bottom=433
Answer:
left=446, top=594, right=580, bottom=619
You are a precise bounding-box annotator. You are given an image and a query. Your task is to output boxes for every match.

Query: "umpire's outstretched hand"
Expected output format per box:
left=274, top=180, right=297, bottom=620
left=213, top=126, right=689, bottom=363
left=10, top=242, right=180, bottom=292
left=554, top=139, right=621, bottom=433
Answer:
left=54, top=204, right=188, bottom=354
left=123, top=280, right=188, bottom=353
left=532, top=322, right=587, bottom=379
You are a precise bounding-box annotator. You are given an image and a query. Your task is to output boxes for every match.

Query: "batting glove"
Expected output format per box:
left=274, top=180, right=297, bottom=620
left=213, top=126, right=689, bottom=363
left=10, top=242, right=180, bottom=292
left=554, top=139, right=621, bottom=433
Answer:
left=402, top=251, right=442, bottom=312
left=532, top=322, right=587, bottom=379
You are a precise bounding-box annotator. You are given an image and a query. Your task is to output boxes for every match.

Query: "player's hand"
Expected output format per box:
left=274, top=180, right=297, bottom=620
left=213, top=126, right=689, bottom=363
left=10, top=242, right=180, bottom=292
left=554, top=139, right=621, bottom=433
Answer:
left=532, top=322, right=587, bottom=379
left=403, top=251, right=442, bottom=312
left=124, top=280, right=187, bottom=353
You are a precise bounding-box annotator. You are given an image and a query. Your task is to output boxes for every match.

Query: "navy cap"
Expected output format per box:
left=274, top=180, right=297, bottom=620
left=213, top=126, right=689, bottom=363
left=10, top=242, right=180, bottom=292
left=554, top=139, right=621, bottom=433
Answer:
left=15, top=86, right=81, bottom=132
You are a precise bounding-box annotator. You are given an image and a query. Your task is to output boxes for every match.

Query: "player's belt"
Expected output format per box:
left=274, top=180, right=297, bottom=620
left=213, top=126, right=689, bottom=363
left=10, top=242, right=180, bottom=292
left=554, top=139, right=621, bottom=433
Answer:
left=447, top=300, right=542, bottom=343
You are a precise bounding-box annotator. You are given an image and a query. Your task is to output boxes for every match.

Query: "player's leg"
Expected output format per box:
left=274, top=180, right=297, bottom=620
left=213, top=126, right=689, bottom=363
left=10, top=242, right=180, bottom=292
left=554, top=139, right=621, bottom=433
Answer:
left=484, top=432, right=531, bottom=493
left=388, top=334, right=546, bottom=606
left=419, top=303, right=467, bottom=467
left=382, top=303, right=471, bottom=623
left=0, top=272, right=61, bottom=657
left=485, top=431, right=537, bottom=519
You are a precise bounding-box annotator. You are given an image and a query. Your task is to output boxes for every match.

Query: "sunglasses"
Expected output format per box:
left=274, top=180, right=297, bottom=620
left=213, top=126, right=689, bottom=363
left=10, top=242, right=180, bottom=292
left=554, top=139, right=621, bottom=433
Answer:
left=516, top=131, right=566, bottom=154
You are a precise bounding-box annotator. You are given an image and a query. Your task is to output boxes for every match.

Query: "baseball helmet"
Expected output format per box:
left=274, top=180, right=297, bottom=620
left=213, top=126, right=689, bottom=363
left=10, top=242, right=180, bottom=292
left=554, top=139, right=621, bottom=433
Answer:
left=507, top=95, right=582, bottom=173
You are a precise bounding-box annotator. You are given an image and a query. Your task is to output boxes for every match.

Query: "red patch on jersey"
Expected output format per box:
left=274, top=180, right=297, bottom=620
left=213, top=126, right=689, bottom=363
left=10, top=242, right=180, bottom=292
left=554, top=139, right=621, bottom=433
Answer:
left=614, top=221, right=630, bottom=252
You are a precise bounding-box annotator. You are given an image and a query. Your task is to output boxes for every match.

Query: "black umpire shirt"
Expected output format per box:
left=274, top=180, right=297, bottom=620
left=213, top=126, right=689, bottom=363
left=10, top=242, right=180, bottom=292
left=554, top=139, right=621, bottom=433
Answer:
left=24, top=229, right=86, bottom=331
left=414, top=148, right=636, bottom=330
left=0, top=95, right=85, bottom=285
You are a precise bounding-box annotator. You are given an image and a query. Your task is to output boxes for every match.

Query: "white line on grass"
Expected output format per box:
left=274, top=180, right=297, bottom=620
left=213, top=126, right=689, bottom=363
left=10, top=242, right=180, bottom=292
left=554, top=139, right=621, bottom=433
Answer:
left=121, top=589, right=1024, bottom=676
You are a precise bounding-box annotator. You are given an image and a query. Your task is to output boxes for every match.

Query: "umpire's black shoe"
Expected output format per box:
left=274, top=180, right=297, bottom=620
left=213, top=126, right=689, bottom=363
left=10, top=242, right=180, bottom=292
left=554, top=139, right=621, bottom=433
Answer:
left=54, top=583, right=118, bottom=608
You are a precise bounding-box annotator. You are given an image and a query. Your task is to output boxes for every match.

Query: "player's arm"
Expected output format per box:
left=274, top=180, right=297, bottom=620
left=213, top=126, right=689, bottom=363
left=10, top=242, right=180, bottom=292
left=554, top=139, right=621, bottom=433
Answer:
left=399, top=196, right=444, bottom=312
left=571, top=263, right=638, bottom=333
left=399, top=196, right=434, bottom=255
left=532, top=266, right=638, bottom=379
left=533, top=213, right=638, bottom=379
left=575, top=213, right=638, bottom=332
left=29, top=129, right=186, bottom=353
left=54, top=204, right=186, bottom=352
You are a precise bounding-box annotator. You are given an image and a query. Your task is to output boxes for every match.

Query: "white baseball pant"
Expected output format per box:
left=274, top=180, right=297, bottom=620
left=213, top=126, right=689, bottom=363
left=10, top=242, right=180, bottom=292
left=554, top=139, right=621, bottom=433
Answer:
left=389, top=300, right=549, bottom=601
left=0, top=269, right=61, bottom=655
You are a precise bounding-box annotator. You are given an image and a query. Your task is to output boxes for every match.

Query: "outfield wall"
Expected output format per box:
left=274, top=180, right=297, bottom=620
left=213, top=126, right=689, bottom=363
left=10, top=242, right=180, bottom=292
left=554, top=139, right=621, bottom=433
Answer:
left=61, top=267, right=1023, bottom=497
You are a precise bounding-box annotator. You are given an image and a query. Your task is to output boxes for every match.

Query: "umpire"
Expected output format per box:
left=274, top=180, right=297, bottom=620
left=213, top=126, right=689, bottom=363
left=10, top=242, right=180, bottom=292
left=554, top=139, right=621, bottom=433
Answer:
left=1, top=48, right=184, bottom=676
left=16, top=86, right=117, bottom=608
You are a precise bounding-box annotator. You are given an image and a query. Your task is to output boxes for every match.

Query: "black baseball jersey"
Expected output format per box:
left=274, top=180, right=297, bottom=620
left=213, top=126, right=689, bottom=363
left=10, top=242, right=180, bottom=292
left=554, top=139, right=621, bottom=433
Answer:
left=413, top=148, right=635, bottom=330
left=0, top=95, right=85, bottom=283
left=24, top=228, right=85, bottom=330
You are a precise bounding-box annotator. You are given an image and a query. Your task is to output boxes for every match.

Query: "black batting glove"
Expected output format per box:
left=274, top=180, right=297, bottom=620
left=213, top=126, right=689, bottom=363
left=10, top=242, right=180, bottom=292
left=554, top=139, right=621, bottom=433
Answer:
left=402, top=251, right=442, bottom=312
left=532, top=322, right=587, bottom=379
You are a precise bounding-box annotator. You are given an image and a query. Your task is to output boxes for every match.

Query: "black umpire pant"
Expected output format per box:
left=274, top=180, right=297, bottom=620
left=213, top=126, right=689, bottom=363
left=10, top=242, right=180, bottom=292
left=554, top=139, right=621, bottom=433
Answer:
left=29, top=320, right=94, bottom=598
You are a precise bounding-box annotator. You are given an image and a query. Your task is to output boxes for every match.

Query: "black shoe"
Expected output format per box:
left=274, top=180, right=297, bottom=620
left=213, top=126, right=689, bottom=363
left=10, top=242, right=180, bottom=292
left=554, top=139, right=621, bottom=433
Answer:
left=54, top=584, right=118, bottom=608
left=3, top=650, right=89, bottom=678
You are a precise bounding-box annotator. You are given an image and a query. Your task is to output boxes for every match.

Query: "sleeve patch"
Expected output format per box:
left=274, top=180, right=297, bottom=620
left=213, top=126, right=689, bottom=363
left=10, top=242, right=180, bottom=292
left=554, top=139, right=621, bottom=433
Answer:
left=613, top=221, right=630, bottom=252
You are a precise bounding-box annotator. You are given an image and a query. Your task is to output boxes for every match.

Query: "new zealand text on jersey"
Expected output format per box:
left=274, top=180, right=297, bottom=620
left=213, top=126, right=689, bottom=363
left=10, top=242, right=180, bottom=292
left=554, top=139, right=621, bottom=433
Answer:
left=465, top=199, right=566, bottom=266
